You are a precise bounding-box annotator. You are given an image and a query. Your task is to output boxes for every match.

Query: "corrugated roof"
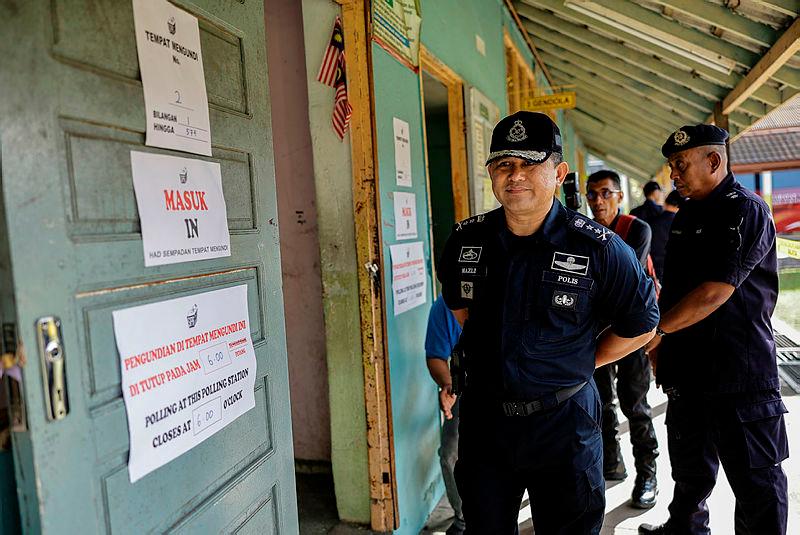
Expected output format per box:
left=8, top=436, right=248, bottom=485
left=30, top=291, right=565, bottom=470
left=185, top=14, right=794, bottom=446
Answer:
left=730, top=128, right=800, bottom=164
left=511, top=0, right=800, bottom=183
left=749, top=94, right=800, bottom=130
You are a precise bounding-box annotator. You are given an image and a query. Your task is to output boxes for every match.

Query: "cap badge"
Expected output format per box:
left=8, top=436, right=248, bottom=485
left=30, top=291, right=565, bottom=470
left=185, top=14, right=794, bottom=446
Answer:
left=673, top=130, right=690, bottom=146
left=506, top=119, right=528, bottom=142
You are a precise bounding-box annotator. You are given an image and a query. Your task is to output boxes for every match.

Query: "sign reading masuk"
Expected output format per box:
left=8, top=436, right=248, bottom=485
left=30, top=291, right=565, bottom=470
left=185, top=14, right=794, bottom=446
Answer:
left=113, top=285, right=257, bottom=483
left=133, top=0, right=212, bottom=156
left=131, top=151, right=230, bottom=266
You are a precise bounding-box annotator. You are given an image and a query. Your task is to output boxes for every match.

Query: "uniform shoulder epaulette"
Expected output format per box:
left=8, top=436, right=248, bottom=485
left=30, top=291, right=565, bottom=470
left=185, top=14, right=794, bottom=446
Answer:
left=567, top=214, right=614, bottom=246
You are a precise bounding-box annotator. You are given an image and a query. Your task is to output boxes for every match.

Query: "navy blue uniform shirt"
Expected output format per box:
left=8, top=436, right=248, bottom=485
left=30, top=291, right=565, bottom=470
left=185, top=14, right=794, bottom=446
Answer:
left=630, top=199, right=663, bottom=226
left=658, top=173, right=779, bottom=393
left=438, top=200, right=659, bottom=400
left=649, top=210, right=675, bottom=281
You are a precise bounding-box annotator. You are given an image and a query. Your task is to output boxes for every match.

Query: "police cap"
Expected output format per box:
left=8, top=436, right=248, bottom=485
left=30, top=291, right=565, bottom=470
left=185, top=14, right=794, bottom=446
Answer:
left=486, top=111, right=562, bottom=166
left=661, top=124, right=729, bottom=158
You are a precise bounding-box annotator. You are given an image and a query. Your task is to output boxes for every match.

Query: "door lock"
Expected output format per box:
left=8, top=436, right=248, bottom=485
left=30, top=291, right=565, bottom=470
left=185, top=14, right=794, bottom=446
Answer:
left=35, top=317, right=69, bottom=421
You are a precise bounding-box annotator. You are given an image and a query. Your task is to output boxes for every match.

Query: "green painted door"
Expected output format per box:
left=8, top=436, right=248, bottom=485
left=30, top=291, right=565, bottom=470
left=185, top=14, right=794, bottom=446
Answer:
left=0, top=1, right=297, bottom=533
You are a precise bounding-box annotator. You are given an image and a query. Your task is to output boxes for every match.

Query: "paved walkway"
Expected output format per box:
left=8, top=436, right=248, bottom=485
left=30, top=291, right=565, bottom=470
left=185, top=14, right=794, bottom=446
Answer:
left=424, top=383, right=800, bottom=534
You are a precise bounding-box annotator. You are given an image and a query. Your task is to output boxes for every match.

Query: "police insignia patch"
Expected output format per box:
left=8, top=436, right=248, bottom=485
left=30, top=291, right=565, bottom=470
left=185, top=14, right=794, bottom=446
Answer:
left=552, top=291, right=577, bottom=310
left=569, top=215, right=612, bottom=245
left=506, top=119, right=528, bottom=142
left=673, top=129, right=690, bottom=146
left=460, top=281, right=474, bottom=299
left=459, top=246, right=482, bottom=263
left=552, top=252, right=590, bottom=276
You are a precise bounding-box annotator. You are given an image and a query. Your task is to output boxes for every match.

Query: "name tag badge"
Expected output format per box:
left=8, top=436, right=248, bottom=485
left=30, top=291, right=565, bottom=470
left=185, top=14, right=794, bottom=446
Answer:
left=460, top=265, right=487, bottom=278
left=542, top=270, right=593, bottom=290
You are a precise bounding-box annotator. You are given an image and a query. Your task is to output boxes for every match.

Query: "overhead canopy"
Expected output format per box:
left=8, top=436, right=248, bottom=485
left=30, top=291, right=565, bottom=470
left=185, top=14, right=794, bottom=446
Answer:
left=512, top=0, right=800, bottom=183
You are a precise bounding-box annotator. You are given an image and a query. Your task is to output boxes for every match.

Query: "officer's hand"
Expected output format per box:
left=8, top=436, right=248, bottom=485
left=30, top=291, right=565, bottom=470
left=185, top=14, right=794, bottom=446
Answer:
left=439, top=385, right=457, bottom=420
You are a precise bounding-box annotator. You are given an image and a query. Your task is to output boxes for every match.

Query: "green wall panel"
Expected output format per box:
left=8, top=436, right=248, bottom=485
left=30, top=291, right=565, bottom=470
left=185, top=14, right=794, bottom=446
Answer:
left=372, top=43, right=443, bottom=535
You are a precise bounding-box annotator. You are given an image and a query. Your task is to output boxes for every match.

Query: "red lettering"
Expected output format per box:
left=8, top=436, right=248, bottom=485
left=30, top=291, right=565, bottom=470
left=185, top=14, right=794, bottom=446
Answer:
left=164, top=190, right=176, bottom=210
left=198, top=191, right=208, bottom=210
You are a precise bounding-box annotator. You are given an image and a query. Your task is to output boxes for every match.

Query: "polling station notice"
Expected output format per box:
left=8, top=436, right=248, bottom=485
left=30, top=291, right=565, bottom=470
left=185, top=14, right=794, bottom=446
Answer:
left=112, top=285, right=257, bottom=483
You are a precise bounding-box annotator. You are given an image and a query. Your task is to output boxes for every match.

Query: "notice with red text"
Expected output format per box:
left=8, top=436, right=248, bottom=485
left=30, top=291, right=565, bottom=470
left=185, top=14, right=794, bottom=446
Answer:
left=112, top=284, right=256, bottom=483
left=131, top=151, right=231, bottom=266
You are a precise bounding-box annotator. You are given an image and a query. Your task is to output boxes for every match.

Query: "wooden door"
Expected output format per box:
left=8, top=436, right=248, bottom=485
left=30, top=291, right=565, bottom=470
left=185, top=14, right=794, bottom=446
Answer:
left=0, top=1, right=296, bottom=532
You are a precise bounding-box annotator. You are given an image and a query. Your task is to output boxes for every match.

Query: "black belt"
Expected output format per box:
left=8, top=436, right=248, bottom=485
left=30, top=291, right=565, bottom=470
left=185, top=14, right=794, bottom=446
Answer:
left=501, top=382, right=587, bottom=417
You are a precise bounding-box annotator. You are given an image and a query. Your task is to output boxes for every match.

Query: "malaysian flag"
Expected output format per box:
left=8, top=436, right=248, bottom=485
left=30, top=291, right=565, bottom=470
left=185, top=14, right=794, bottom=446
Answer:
left=331, top=53, right=352, bottom=139
left=316, top=16, right=344, bottom=87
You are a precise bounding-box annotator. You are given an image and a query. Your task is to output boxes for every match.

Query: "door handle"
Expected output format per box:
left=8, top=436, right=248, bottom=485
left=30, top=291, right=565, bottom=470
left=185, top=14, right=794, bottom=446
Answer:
left=35, top=317, right=69, bottom=421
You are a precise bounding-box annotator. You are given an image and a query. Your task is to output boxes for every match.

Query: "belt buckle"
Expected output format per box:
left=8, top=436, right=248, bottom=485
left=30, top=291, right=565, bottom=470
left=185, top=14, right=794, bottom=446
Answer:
left=503, top=402, right=526, bottom=417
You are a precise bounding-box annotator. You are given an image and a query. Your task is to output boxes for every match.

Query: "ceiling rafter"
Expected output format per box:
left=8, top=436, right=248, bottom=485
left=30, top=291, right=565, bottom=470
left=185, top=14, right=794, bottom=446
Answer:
left=518, top=0, right=784, bottom=107
left=648, top=0, right=778, bottom=48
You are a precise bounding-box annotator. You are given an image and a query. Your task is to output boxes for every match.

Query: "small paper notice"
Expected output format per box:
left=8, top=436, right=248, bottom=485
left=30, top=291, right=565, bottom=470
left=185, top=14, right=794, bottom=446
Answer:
left=390, top=241, right=427, bottom=315
left=393, top=191, right=418, bottom=240
left=133, top=0, right=212, bottom=156
left=393, top=118, right=412, bottom=187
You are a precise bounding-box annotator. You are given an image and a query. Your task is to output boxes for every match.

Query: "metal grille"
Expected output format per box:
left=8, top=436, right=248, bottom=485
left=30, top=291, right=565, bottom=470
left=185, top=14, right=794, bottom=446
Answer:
left=775, top=329, right=800, bottom=394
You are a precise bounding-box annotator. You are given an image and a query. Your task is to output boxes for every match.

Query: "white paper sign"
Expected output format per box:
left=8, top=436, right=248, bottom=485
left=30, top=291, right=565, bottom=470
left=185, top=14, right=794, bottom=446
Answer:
left=131, top=151, right=231, bottom=266
left=133, top=0, right=212, bottom=156
left=390, top=241, right=427, bottom=315
left=113, top=285, right=257, bottom=483
left=393, top=191, right=418, bottom=240
left=393, top=117, right=412, bottom=187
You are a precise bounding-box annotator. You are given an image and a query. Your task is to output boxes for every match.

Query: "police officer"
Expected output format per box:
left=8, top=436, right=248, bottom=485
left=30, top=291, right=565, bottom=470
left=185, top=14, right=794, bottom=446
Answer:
left=640, top=125, right=789, bottom=535
left=586, top=170, right=659, bottom=509
left=630, top=181, right=664, bottom=225
left=438, top=111, right=659, bottom=534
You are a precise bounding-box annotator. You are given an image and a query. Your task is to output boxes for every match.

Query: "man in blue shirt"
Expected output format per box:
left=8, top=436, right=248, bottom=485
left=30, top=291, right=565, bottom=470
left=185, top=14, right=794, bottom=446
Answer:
left=648, top=190, right=682, bottom=282
left=438, top=111, right=659, bottom=534
left=640, top=125, right=788, bottom=535
left=631, top=181, right=664, bottom=226
left=425, top=294, right=464, bottom=535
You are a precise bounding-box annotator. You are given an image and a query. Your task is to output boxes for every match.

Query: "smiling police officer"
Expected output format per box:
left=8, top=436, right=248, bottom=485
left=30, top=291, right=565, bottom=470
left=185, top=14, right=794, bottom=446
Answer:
left=639, top=125, right=789, bottom=535
left=438, top=111, right=659, bottom=534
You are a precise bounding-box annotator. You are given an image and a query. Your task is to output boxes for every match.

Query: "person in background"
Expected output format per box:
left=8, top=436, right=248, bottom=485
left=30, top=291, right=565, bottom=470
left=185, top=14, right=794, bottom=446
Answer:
left=425, top=294, right=464, bottom=535
left=648, top=190, right=683, bottom=282
left=631, top=181, right=664, bottom=225
left=640, top=125, right=788, bottom=535
left=586, top=170, right=659, bottom=509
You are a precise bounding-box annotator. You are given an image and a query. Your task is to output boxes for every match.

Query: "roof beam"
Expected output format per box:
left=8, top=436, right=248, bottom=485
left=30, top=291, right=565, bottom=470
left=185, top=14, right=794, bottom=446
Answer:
left=535, top=43, right=707, bottom=121
left=524, top=21, right=715, bottom=113
left=751, top=0, right=800, bottom=18
left=516, top=5, right=729, bottom=101
left=549, top=69, right=677, bottom=135
left=517, top=0, right=783, bottom=107
left=581, top=138, right=656, bottom=182
left=648, top=0, right=777, bottom=48
left=540, top=54, right=704, bottom=122
left=569, top=111, right=664, bottom=168
left=722, top=17, right=800, bottom=114
left=563, top=0, right=759, bottom=68
left=566, top=97, right=669, bottom=140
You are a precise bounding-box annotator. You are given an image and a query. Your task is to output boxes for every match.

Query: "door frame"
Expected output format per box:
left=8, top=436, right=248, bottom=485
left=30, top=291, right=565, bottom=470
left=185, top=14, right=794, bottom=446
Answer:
left=419, top=47, right=470, bottom=222
left=336, top=0, right=399, bottom=530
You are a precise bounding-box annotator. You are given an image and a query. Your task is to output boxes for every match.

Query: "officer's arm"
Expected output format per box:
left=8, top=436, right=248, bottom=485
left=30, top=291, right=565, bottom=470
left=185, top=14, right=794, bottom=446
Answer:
left=450, top=308, right=468, bottom=326
left=595, top=328, right=656, bottom=368
left=653, top=282, right=735, bottom=337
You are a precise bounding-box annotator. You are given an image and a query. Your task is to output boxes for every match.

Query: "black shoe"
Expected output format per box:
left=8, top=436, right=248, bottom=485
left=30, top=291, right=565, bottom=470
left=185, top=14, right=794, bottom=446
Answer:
left=631, top=475, right=657, bottom=509
left=638, top=522, right=672, bottom=534
left=604, top=463, right=628, bottom=481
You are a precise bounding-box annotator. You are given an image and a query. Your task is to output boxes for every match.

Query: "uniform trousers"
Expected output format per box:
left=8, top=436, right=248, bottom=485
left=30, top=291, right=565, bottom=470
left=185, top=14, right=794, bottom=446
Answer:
left=455, top=381, right=605, bottom=535
left=439, top=398, right=464, bottom=528
left=664, top=388, right=788, bottom=535
left=594, top=348, right=658, bottom=476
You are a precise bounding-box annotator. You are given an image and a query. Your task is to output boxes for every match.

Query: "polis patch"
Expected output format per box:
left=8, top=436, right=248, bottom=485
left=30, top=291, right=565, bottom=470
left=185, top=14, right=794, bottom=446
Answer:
left=542, top=270, right=593, bottom=290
